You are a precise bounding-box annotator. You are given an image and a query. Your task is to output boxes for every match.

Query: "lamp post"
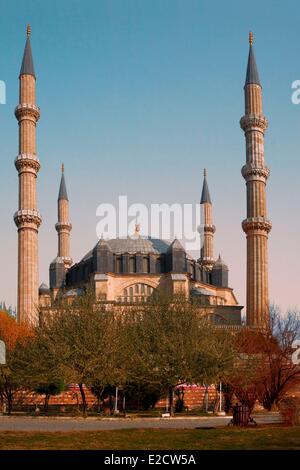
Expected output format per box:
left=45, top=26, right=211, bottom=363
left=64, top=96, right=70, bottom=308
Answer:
left=0, top=340, right=6, bottom=414
left=217, top=381, right=226, bottom=416
left=114, top=386, right=119, bottom=414
left=0, top=340, right=5, bottom=365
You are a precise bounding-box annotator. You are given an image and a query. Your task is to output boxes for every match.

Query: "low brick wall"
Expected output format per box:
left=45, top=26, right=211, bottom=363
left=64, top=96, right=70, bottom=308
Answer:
left=12, top=384, right=218, bottom=413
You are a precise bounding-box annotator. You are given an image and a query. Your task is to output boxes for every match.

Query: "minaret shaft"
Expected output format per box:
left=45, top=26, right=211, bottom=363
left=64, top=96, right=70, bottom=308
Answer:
left=57, top=200, right=71, bottom=263
left=200, top=203, right=215, bottom=264
left=14, top=55, right=41, bottom=324
left=241, top=37, right=271, bottom=329
left=199, top=171, right=215, bottom=270
left=56, top=170, right=72, bottom=269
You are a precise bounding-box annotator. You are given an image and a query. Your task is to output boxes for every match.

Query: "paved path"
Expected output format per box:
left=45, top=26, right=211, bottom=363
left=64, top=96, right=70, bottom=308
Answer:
left=0, top=413, right=281, bottom=432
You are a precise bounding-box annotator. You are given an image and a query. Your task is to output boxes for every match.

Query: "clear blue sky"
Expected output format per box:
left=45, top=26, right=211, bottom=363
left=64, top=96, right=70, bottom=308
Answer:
left=0, top=0, right=299, bottom=312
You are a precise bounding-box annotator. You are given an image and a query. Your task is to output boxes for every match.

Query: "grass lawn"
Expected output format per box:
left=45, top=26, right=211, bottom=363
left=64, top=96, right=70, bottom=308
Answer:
left=0, top=426, right=299, bottom=450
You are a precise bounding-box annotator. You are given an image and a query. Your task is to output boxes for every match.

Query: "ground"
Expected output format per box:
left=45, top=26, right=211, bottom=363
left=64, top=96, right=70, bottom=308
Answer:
left=0, top=413, right=297, bottom=450
left=0, top=413, right=281, bottom=431
left=0, top=426, right=299, bottom=450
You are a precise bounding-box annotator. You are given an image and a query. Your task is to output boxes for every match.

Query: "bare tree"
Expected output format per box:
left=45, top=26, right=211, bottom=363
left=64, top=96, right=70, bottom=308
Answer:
left=225, top=306, right=300, bottom=411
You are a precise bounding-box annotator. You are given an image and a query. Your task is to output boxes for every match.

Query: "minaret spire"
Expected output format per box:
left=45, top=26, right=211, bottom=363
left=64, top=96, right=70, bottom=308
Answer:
left=200, top=168, right=212, bottom=204
left=240, top=33, right=271, bottom=329
left=199, top=169, right=215, bottom=271
left=249, top=31, right=253, bottom=46
left=245, top=31, right=261, bottom=87
left=55, top=165, right=72, bottom=269
left=58, top=163, right=68, bottom=201
left=14, top=26, right=41, bottom=324
left=20, top=24, right=35, bottom=77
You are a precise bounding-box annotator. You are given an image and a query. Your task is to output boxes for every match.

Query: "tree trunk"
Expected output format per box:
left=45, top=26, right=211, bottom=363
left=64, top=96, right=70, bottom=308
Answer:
left=78, top=383, right=87, bottom=417
left=204, top=385, right=209, bottom=413
left=97, top=387, right=105, bottom=413
left=109, top=393, right=113, bottom=415
left=97, top=396, right=101, bottom=413
left=168, top=386, right=174, bottom=416
left=7, top=392, right=13, bottom=415
left=44, top=393, right=50, bottom=412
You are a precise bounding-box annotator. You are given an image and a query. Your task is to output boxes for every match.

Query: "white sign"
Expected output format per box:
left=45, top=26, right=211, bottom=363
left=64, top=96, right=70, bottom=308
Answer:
left=0, top=340, right=5, bottom=365
left=292, top=340, right=300, bottom=365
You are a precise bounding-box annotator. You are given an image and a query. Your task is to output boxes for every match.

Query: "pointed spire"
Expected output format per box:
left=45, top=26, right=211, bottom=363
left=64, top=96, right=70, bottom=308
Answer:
left=20, top=24, right=35, bottom=77
left=245, top=31, right=261, bottom=87
left=58, top=164, right=68, bottom=201
left=214, top=254, right=228, bottom=270
left=169, top=238, right=184, bottom=251
left=200, top=168, right=212, bottom=204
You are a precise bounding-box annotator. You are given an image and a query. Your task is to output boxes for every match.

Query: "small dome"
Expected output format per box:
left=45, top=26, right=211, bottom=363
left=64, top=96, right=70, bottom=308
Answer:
left=39, top=283, right=50, bottom=295
left=213, top=254, right=228, bottom=270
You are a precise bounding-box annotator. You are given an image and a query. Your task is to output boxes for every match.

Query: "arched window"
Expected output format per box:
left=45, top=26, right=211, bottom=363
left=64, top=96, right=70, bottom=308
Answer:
left=120, top=283, right=155, bottom=303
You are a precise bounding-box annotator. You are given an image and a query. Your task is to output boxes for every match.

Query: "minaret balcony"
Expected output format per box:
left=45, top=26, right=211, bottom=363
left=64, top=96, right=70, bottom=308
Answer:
left=240, top=114, right=268, bottom=132
left=198, top=224, right=216, bottom=234
left=242, top=217, right=272, bottom=234
left=241, top=163, right=270, bottom=181
left=15, top=154, right=40, bottom=173
left=199, top=257, right=215, bottom=271
left=61, top=256, right=73, bottom=268
left=15, top=103, right=40, bottom=121
left=55, top=222, right=72, bottom=232
left=14, top=209, right=42, bottom=229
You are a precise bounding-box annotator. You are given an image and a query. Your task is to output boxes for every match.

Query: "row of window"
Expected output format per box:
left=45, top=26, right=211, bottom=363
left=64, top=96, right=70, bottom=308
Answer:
left=67, top=257, right=206, bottom=283
left=114, top=257, right=150, bottom=274
left=117, top=283, right=154, bottom=303
left=115, top=284, right=226, bottom=306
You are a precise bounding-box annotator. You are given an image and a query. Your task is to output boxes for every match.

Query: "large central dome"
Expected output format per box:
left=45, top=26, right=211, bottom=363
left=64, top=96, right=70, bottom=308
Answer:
left=81, top=237, right=171, bottom=261
left=107, top=237, right=170, bottom=254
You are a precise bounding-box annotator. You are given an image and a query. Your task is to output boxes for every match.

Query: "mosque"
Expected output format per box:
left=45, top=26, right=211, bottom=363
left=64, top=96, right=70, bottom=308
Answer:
left=14, top=27, right=271, bottom=329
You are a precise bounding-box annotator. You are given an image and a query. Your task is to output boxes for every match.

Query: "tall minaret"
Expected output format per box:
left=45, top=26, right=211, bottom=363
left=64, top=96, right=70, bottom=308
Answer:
left=199, top=169, right=215, bottom=271
left=55, top=164, right=72, bottom=269
left=14, top=25, right=42, bottom=324
left=240, top=32, right=272, bottom=328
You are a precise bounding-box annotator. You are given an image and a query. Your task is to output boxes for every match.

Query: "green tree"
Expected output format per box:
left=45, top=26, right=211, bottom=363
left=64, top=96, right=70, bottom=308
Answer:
left=17, top=292, right=127, bottom=416
left=34, top=380, right=65, bottom=412
left=125, top=295, right=233, bottom=415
